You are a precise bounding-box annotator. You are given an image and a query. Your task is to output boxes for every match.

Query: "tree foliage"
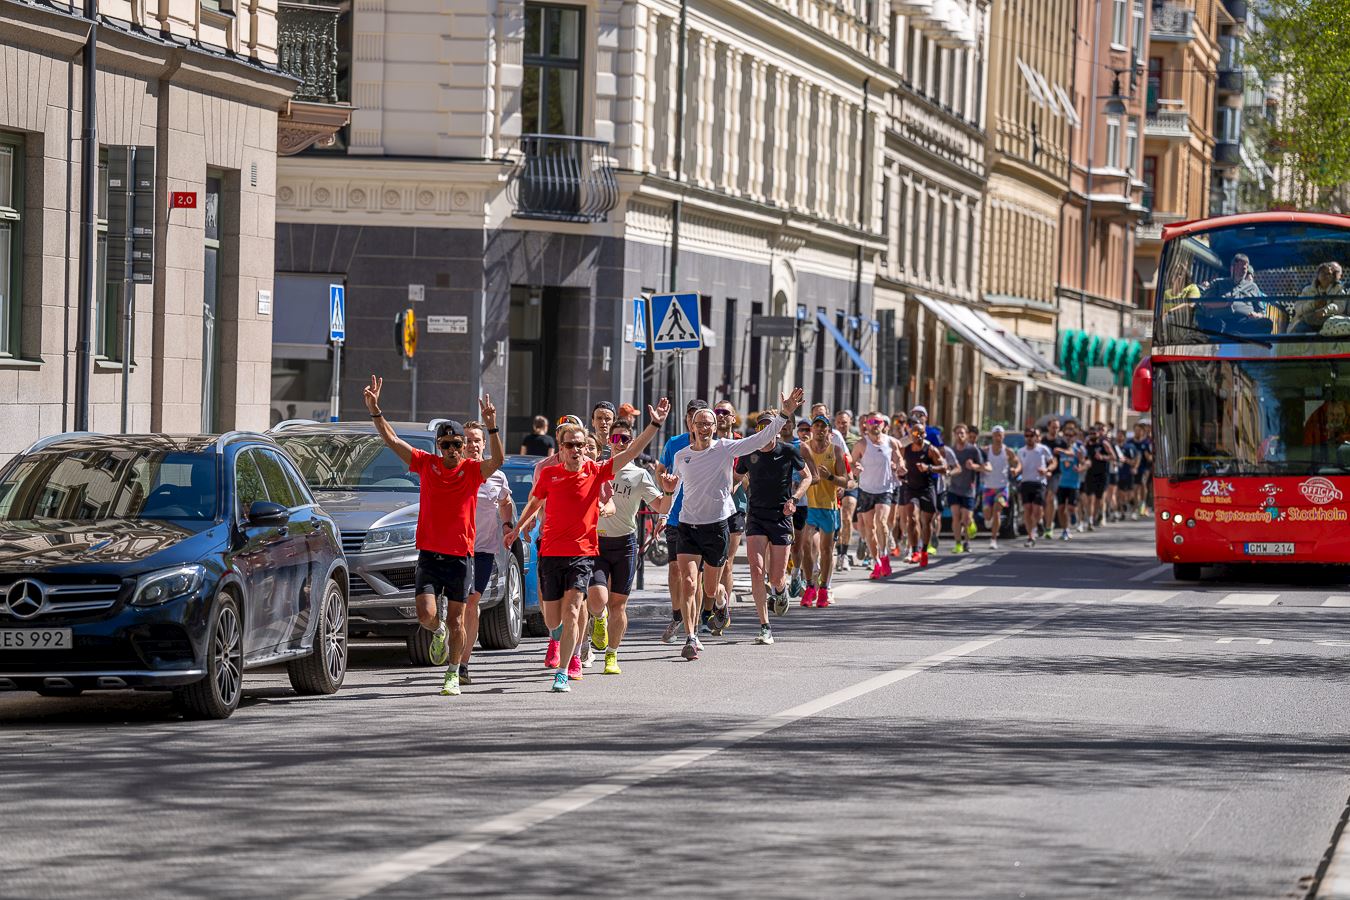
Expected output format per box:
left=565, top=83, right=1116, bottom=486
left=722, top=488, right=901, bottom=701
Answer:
left=1248, top=0, right=1350, bottom=198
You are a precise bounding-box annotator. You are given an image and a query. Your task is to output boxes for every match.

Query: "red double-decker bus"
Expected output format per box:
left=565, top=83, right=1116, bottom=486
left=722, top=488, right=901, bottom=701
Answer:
left=1134, top=211, right=1350, bottom=580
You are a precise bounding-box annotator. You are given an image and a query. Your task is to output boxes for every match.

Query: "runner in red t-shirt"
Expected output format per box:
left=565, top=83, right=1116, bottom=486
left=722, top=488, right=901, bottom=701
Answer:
left=362, top=375, right=504, bottom=697
left=507, top=397, right=671, bottom=692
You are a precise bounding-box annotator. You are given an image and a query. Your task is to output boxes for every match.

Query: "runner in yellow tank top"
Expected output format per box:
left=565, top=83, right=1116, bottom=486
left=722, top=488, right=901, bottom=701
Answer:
left=799, top=416, right=852, bottom=607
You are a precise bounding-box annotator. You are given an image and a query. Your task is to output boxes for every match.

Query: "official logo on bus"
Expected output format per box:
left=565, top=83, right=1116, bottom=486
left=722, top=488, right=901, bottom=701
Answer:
left=1299, top=477, right=1343, bottom=505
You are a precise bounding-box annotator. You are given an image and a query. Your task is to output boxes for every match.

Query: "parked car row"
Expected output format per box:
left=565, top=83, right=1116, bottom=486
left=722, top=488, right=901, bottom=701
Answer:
left=0, top=421, right=547, bottom=719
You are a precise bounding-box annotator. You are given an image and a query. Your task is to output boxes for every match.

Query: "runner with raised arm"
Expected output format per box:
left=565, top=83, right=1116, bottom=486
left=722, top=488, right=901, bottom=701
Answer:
left=505, top=399, right=672, bottom=692
left=459, top=421, right=515, bottom=685
left=362, top=376, right=504, bottom=697
left=670, top=388, right=805, bottom=659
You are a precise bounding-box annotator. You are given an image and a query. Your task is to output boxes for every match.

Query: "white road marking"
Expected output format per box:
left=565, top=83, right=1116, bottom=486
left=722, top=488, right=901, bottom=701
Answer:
left=1129, top=563, right=1170, bottom=583
left=1112, top=590, right=1178, bottom=604
left=1217, top=593, right=1279, bottom=606
left=1011, top=588, right=1069, bottom=603
left=1323, top=596, right=1350, bottom=608
left=300, top=606, right=1076, bottom=900
left=923, top=585, right=983, bottom=600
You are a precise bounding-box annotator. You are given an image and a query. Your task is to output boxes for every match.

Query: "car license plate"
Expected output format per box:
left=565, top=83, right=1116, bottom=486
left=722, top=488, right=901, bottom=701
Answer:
left=0, top=628, right=73, bottom=650
left=1244, top=542, right=1295, bottom=556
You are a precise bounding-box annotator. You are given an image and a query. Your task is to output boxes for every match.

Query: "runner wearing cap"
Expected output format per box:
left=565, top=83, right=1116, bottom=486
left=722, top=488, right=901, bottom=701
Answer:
left=669, top=388, right=804, bottom=659
left=800, top=413, right=853, bottom=606
left=506, top=398, right=672, bottom=692
left=736, top=411, right=812, bottom=644
left=589, top=418, right=676, bottom=674
left=852, top=411, right=903, bottom=578
left=656, top=400, right=709, bottom=645
left=981, top=426, right=1020, bottom=550
left=362, top=375, right=504, bottom=697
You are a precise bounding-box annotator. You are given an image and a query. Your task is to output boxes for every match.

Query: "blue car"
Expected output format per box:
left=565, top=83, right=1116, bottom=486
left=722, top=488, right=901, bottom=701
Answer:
left=498, top=455, right=548, bottom=638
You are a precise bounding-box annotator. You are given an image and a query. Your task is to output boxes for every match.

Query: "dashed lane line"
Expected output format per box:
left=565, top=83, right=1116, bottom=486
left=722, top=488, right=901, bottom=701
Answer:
left=1324, top=596, right=1350, bottom=608
left=1129, top=563, right=1171, bottom=583
left=922, top=585, right=984, bottom=600
left=298, top=604, right=1078, bottom=900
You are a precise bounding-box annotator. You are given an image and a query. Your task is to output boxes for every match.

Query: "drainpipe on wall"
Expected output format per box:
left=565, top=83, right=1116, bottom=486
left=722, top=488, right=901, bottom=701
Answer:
left=852, top=77, right=870, bottom=412
left=665, top=0, right=688, bottom=406
left=74, top=1, right=99, bottom=431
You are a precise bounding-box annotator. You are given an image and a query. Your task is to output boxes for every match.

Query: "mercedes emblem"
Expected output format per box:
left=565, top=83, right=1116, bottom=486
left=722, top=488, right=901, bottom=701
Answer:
left=6, top=580, right=45, bottom=620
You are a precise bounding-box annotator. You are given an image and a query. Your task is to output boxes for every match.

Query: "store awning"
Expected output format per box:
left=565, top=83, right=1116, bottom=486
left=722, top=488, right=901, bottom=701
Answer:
left=1031, top=372, right=1118, bottom=404
left=815, top=311, right=873, bottom=385
left=274, top=273, right=339, bottom=360
left=913, top=294, right=1058, bottom=374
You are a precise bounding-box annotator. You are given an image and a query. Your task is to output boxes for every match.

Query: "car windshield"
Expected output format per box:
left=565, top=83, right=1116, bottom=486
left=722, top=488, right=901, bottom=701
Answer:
left=1154, top=221, right=1350, bottom=345
left=275, top=434, right=434, bottom=491
left=0, top=448, right=218, bottom=521
left=1155, top=358, right=1350, bottom=478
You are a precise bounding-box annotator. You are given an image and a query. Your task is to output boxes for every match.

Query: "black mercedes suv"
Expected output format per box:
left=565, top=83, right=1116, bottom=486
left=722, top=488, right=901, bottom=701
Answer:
left=0, top=432, right=349, bottom=719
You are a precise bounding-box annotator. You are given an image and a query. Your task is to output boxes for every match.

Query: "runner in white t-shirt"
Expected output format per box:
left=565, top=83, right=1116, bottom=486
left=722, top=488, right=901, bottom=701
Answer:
left=1016, top=426, right=1057, bottom=548
left=851, top=410, right=904, bottom=579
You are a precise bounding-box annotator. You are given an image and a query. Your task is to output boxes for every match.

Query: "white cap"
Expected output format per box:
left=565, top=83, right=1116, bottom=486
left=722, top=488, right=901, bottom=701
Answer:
left=910, top=405, right=928, bottom=417
left=991, top=425, right=1005, bottom=434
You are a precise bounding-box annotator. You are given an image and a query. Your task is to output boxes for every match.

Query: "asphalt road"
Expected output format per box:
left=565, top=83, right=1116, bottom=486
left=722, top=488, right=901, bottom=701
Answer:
left=3, top=521, right=1350, bottom=899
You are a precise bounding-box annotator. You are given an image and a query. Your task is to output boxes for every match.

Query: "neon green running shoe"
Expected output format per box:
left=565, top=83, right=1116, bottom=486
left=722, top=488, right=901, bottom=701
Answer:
left=429, top=624, right=449, bottom=667
left=603, top=651, right=621, bottom=675
left=966, top=522, right=978, bottom=539
left=440, top=669, right=460, bottom=696
left=591, top=613, right=609, bottom=652
left=926, top=544, right=938, bottom=556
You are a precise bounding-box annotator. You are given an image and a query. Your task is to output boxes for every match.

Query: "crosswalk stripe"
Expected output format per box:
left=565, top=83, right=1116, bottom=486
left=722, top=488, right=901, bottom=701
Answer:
left=1011, top=587, right=1069, bottom=603
left=1112, top=590, right=1178, bottom=604
left=1217, top=593, right=1279, bottom=606
left=924, top=586, right=983, bottom=600
left=1322, top=596, right=1350, bottom=607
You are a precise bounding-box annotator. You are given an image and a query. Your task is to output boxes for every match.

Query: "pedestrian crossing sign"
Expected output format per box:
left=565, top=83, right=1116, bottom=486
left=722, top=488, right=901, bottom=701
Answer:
left=329, top=284, right=345, bottom=342
left=633, top=297, right=649, bottom=352
left=650, top=292, right=702, bottom=351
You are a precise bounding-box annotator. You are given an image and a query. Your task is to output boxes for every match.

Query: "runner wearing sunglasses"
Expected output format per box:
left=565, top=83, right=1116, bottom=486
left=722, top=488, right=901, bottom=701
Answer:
left=852, top=412, right=903, bottom=578
left=362, top=375, right=505, bottom=697
left=458, top=420, right=515, bottom=686
left=669, top=388, right=805, bottom=659
left=656, top=399, right=710, bottom=646
left=588, top=420, right=676, bottom=673
left=507, top=398, right=672, bottom=692
left=708, top=401, right=745, bottom=636
left=530, top=414, right=586, bottom=671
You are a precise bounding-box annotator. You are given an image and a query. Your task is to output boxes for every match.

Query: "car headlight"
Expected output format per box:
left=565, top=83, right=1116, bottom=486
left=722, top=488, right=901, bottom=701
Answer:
left=361, top=523, right=417, bottom=553
left=131, top=564, right=207, bottom=607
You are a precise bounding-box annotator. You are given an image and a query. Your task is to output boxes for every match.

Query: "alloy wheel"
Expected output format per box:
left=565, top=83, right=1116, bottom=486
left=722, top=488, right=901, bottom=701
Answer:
left=214, top=605, right=243, bottom=708
left=323, top=583, right=348, bottom=684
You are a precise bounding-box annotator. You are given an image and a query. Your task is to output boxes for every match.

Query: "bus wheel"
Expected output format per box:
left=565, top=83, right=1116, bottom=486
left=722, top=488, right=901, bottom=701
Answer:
left=1172, top=563, right=1202, bottom=581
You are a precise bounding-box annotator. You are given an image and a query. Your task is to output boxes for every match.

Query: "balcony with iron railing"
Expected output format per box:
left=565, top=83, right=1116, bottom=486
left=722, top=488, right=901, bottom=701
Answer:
left=276, top=1, right=351, bottom=155
left=1214, top=140, right=1242, bottom=167
left=1217, top=68, right=1245, bottom=94
left=1150, top=3, right=1196, bottom=40
left=510, top=135, right=619, bottom=223
left=1145, top=104, right=1190, bottom=139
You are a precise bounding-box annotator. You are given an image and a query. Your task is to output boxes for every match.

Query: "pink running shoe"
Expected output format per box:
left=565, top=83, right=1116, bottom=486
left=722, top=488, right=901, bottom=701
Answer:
left=801, top=586, right=817, bottom=608
left=816, top=588, right=832, bottom=608
left=919, top=551, right=930, bottom=568
left=880, top=555, right=893, bottom=576
left=870, top=562, right=883, bottom=580
left=567, top=655, right=583, bottom=679
left=544, top=639, right=561, bottom=669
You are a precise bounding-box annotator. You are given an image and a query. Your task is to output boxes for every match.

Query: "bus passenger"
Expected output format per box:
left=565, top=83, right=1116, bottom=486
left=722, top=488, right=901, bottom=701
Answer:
left=1291, top=262, right=1345, bottom=334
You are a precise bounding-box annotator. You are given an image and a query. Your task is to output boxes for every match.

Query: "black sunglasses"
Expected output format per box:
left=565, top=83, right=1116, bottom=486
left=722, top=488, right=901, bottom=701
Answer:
left=562, top=440, right=587, bottom=450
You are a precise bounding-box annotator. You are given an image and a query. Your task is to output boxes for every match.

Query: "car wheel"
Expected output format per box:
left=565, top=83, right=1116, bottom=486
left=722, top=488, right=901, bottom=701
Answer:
left=523, top=612, right=549, bottom=638
left=288, top=578, right=348, bottom=695
left=406, top=627, right=438, bottom=666
left=479, top=555, right=524, bottom=651
left=1172, top=563, right=1202, bottom=581
left=176, top=592, right=244, bottom=719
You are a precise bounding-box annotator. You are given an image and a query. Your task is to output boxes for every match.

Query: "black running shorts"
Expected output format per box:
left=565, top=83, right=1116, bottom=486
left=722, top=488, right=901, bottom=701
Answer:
left=414, top=550, right=472, bottom=603
left=538, top=555, right=594, bottom=603
left=677, top=520, right=731, bottom=567
left=590, top=535, right=638, bottom=595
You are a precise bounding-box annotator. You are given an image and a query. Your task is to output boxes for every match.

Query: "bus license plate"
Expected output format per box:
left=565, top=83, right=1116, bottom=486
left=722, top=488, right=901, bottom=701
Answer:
left=0, top=628, right=72, bottom=650
left=1244, top=542, right=1294, bottom=556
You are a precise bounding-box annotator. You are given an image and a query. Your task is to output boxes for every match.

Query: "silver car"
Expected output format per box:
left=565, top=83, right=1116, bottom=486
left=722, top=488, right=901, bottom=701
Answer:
left=271, top=421, right=525, bottom=665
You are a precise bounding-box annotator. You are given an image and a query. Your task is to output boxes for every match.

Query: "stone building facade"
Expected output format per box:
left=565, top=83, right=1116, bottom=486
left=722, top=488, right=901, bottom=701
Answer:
left=0, top=0, right=342, bottom=459
left=273, top=0, right=914, bottom=439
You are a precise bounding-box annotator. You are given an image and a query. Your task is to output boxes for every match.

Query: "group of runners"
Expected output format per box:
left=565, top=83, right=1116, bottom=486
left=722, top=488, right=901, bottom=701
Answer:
left=361, top=373, right=1152, bottom=697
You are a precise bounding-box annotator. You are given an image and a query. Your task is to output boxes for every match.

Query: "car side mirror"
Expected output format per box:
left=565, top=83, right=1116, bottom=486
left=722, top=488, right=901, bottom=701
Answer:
left=246, top=500, right=289, bottom=527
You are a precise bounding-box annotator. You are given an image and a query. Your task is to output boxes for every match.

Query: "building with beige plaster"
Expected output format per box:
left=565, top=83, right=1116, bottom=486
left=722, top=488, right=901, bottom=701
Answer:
left=0, top=0, right=345, bottom=459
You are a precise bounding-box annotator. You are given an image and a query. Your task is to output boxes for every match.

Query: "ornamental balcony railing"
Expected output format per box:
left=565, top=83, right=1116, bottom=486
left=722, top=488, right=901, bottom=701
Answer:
left=1150, top=3, right=1195, bottom=40
left=1145, top=107, right=1190, bottom=138
left=278, top=1, right=340, bottom=104
left=510, top=135, right=619, bottom=223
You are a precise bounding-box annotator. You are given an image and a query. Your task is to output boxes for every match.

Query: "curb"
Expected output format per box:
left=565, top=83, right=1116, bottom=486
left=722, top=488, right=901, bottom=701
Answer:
left=1315, top=798, right=1350, bottom=899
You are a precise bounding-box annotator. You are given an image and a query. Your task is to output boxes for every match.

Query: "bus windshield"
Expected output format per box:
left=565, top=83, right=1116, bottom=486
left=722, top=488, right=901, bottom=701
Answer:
left=1155, top=358, right=1350, bottom=479
left=1154, top=221, right=1350, bottom=345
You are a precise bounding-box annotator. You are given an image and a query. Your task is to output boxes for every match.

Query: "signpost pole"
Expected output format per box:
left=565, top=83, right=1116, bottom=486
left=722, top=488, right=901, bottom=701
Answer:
left=330, top=340, right=342, bottom=422
left=411, top=359, right=419, bottom=421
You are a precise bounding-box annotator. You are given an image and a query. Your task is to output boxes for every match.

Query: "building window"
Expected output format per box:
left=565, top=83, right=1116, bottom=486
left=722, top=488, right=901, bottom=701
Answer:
left=1142, top=155, right=1157, bottom=208
left=1147, top=57, right=1163, bottom=112
left=0, top=134, right=21, bottom=357
left=1125, top=119, right=1139, bottom=173
left=94, top=152, right=125, bottom=360
left=1112, top=0, right=1128, bottom=46
left=1132, top=2, right=1145, bottom=64
left=523, top=4, right=584, bottom=136
left=1217, top=106, right=1241, bottom=143
left=1106, top=118, right=1121, bottom=169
